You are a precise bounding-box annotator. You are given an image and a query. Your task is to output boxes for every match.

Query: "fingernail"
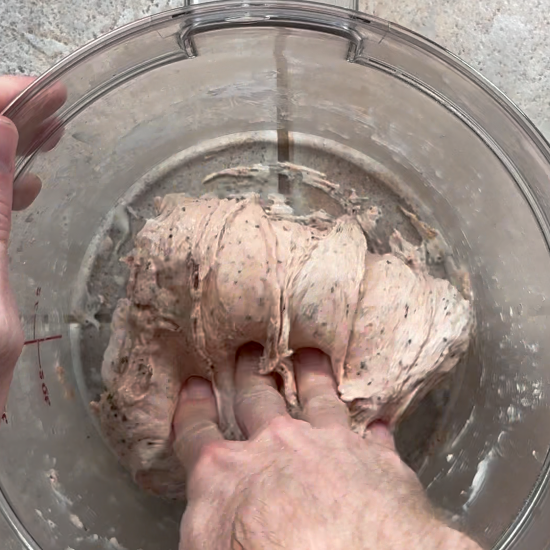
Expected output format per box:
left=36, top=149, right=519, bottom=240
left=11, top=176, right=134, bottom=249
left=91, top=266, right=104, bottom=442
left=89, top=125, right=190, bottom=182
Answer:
left=185, top=377, right=213, bottom=399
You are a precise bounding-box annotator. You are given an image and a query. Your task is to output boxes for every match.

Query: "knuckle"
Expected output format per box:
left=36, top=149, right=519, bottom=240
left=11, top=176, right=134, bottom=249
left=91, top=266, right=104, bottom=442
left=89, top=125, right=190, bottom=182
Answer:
left=202, top=440, right=227, bottom=461
left=174, top=423, right=222, bottom=470
left=266, top=414, right=295, bottom=436
left=235, top=386, right=286, bottom=422
left=305, top=393, right=340, bottom=413
left=176, top=418, right=214, bottom=442
left=195, top=440, right=228, bottom=473
left=236, top=386, right=274, bottom=408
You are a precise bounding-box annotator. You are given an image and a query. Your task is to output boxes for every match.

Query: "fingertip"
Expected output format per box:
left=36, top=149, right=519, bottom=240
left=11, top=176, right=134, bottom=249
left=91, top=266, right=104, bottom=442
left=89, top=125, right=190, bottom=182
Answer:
left=172, top=376, right=223, bottom=476
left=12, top=173, right=42, bottom=210
left=236, top=342, right=263, bottom=364
left=27, top=118, right=65, bottom=154
left=173, top=376, right=217, bottom=432
left=175, top=376, right=215, bottom=410
left=235, top=342, right=265, bottom=380
left=293, top=348, right=348, bottom=429
left=293, top=348, right=336, bottom=396
left=235, top=342, right=275, bottom=390
left=184, top=376, right=214, bottom=400
left=293, top=348, right=332, bottom=373
left=53, top=81, right=68, bottom=107
left=40, top=124, right=64, bottom=152
left=0, top=116, right=17, bottom=131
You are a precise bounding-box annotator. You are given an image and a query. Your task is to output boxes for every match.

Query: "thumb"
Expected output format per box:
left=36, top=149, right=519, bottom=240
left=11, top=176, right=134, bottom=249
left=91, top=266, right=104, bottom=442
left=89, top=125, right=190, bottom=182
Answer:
left=0, top=117, right=18, bottom=244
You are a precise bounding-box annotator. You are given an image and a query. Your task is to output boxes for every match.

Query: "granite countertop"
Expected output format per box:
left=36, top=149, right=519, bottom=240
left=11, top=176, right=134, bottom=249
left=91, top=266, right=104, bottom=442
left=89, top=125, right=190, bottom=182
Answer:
left=1, top=0, right=549, bottom=138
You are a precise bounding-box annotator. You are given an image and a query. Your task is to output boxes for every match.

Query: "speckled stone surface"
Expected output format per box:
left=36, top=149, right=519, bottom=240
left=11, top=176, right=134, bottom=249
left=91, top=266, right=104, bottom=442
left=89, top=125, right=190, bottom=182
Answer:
left=0, top=0, right=185, bottom=74
left=359, top=0, right=550, bottom=138
left=1, top=0, right=549, bottom=135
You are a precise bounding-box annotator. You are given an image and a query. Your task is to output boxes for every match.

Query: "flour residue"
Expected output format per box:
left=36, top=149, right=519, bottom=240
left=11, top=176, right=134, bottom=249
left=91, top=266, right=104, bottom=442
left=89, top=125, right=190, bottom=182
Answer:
left=70, top=513, right=85, bottom=530
left=463, top=448, right=497, bottom=510
left=46, top=468, right=73, bottom=507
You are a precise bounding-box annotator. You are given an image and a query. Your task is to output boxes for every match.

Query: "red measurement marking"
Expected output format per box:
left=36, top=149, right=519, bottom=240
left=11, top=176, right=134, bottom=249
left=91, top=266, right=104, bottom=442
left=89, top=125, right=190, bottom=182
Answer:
left=24, top=335, right=62, bottom=346
left=1, top=413, right=7, bottom=424
left=33, top=286, right=51, bottom=406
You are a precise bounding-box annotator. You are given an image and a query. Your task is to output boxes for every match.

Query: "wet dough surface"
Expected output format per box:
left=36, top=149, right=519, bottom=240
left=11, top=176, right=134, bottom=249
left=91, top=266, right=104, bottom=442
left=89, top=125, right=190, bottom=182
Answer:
left=94, top=192, right=472, bottom=499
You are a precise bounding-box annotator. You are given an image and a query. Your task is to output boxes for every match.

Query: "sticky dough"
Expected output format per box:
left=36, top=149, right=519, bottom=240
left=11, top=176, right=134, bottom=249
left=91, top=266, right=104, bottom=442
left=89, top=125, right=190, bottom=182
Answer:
left=94, top=192, right=472, bottom=499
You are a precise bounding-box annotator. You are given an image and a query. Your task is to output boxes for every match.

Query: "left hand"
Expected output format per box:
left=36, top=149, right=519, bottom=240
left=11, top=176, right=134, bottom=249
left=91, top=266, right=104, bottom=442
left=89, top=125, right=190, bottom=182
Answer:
left=0, top=116, right=23, bottom=416
left=0, top=75, right=67, bottom=415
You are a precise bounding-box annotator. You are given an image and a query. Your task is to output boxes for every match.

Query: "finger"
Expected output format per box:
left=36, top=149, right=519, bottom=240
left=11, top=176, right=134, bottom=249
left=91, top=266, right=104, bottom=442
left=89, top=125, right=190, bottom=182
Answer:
left=173, top=377, right=224, bottom=475
left=26, top=117, right=64, bottom=153
left=365, top=421, right=397, bottom=452
left=16, top=84, right=67, bottom=156
left=294, top=348, right=350, bottom=429
left=0, top=76, right=67, bottom=157
left=0, top=117, right=18, bottom=243
left=1, top=78, right=67, bottom=122
left=234, top=342, right=290, bottom=438
left=12, top=173, right=42, bottom=211
left=0, top=76, right=36, bottom=111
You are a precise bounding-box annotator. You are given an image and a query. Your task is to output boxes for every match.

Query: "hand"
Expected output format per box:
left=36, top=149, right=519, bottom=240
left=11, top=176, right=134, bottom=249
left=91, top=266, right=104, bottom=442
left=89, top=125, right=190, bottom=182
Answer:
left=0, top=75, right=66, bottom=416
left=0, top=117, right=23, bottom=415
left=173, top=345, right=482, bottom=550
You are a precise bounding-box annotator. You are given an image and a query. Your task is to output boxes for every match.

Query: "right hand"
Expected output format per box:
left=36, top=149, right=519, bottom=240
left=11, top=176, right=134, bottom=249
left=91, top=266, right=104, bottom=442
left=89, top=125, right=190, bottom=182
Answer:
left=173, top=345, right=482, bottom=550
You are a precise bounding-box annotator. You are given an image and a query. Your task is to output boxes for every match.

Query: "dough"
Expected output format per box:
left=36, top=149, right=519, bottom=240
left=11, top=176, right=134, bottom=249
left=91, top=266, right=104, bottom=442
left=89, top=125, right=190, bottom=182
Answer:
left=94, top=192, right=471, bottom=499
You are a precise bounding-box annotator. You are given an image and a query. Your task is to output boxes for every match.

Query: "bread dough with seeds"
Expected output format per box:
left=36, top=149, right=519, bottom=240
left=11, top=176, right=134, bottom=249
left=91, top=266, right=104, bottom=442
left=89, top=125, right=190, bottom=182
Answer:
left=94, top=190, right=471, bottom=499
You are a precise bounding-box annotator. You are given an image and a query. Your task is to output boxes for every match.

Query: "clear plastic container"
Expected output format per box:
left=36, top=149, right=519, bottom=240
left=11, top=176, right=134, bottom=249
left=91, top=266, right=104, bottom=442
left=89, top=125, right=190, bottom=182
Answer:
left=2, top=1, right=550, bottom=549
